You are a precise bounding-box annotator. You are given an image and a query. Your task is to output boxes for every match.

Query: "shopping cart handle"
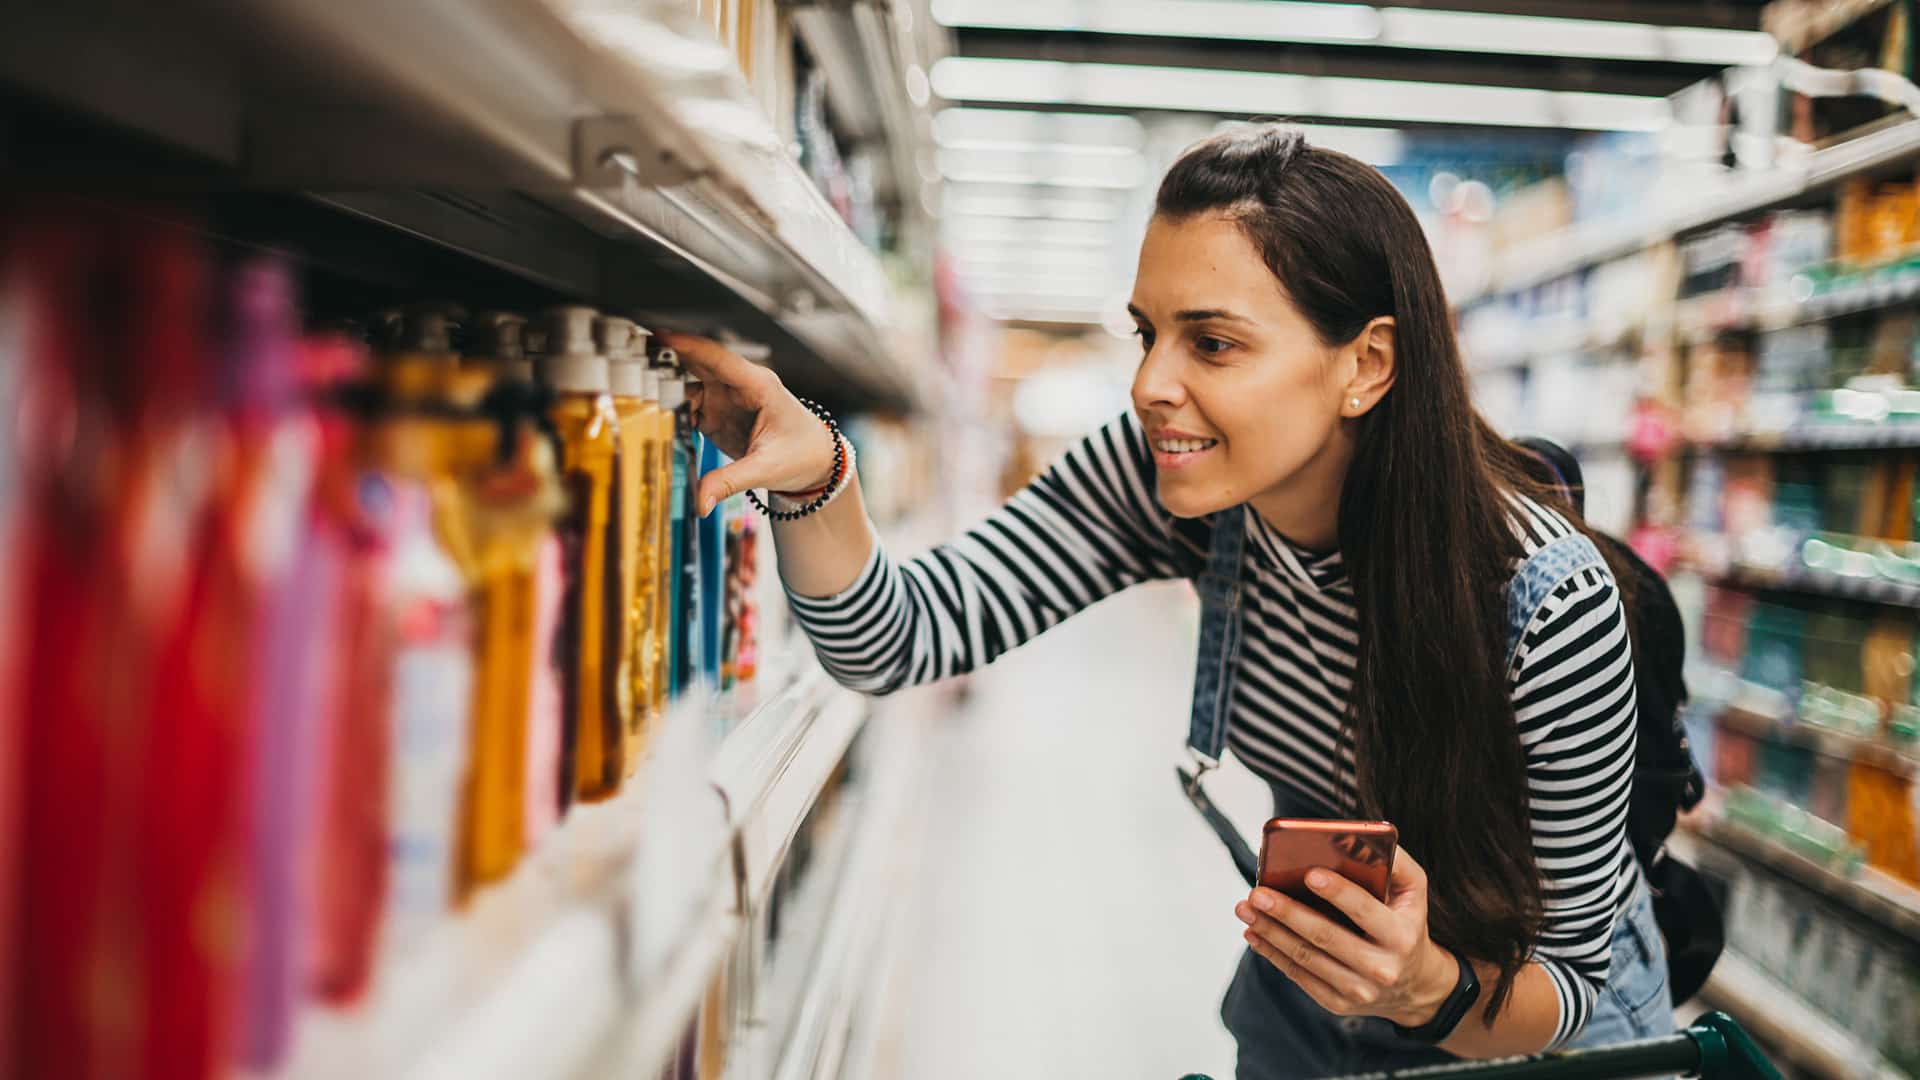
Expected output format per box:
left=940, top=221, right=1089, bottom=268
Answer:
left=1184, top=1012, right=1782, bottom=1080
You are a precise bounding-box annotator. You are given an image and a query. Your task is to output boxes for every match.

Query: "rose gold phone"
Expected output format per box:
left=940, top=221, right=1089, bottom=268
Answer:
left=1257, top=819, right=1398, bottom=925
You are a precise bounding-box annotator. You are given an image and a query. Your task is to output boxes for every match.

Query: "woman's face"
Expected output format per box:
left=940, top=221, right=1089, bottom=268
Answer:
left=1128, top=211, right=1365, bottom=529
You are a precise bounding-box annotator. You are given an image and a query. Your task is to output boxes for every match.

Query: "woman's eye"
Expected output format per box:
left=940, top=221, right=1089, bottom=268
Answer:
left=1195, top=335, right=1231, bottom=356
left=1133, top=328, right=1155, bottom=349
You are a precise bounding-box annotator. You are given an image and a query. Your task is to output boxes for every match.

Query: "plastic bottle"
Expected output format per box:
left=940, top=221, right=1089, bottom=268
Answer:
left=464, top=313, right=568, bottom=845
left=378, top=479, right=475, bottom=954
left=653, top=349, right=698, bottom=697
left=540, top=305, right=627, bottom=803
left=600, top=315, right=658, bottom=776
left=646, top=350, right=678, bottom=720
left=226, top=260, right=333, bottom=1072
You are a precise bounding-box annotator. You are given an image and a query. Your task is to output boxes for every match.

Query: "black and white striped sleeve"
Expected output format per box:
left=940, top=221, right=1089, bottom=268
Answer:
left=784, top=413, right=1182, bottom=694
left=1509, top=565, right=1640, bottom=1048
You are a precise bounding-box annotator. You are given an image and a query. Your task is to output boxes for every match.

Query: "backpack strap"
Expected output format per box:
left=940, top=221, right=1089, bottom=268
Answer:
left=1178, top=507, right=1259, bottom=887
left=1503, top=532, right=1608, bottom=670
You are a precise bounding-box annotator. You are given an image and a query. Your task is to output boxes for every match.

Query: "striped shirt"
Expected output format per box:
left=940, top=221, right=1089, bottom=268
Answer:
left=788, top=412, right=1641, bottom=1045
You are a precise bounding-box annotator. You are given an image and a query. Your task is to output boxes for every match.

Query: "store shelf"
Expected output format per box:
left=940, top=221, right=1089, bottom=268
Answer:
left=1456, top=118, right=1920, bottom=308
left=1768, top=0, right=1900, bottom=55
left=766, top=701, right=927, bottom=1080
left=1696, top=949, right=1907, bottom=1080
left=1716, top=703, right=1920, bottom=778
left=270, top=660, right=875, bottom=1080
left=1710, top=558, right=1920, bottom=609
left=0, top=1, right=919, bottom=410
left=1694, top=420, right=1920, bottom=452
left=711, top=670, right=872, bottom=910
left=1680, top=817, right=1920, bottom=943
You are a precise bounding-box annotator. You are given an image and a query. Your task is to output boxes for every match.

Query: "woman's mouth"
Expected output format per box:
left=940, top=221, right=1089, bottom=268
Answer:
left=1153, top=437, right=1219, bottom=468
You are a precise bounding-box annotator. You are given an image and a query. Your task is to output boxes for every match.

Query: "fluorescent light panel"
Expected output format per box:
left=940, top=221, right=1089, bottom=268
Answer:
left=936, top=106, right=1147, bottom=148
left=940, top=168, right=1142, bottom=190
left=944, top=218, right=1117, bottom=248
left=943, top=196, right=1122, bottom=222
left=929, top=0, right=1777, bottom=67
left=930, top=58, right=1671, bottom=131
left=938, top=146, right=1147, bottom=187
left=1215, top=120, right=1406, bottom=165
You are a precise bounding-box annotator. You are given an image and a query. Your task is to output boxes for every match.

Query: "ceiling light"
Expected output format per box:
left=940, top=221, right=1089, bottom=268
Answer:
left=939, top=146, right=1147, bottom=186
left=930, top=0, right=1777, bottom=67
left=931, top=58, right=1670, bottom=131
left=936, top=107, right=1146, bottom=148
left=931, top=0, right=1383, bottom=43
left=1215, top=120, right=1406, bottom=165
left=944, top=217, right=1119, bottom=248
left=939, top=168, right=1143, bottom=190
left=943, top=196, right=1122, bottom=222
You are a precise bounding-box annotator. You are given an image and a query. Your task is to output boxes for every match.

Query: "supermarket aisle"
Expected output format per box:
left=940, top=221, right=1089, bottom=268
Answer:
left=879, top=582, right=1272, bottom=1080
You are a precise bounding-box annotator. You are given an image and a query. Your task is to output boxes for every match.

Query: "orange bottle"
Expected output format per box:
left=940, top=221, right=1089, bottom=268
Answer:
left=540, top=306, right=627, bottom=804
left=599, top=315, right=658, bottom=775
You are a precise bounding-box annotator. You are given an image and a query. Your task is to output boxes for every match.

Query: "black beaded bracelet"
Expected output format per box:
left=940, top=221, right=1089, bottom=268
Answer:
left=745, top=397, right=847, bottom=521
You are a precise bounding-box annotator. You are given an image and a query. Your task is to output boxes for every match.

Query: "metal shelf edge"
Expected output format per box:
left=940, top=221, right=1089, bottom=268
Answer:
left=1682, top=819, right=1920, bottom=943
left=1698, top=951, right=1907, bottom=1080
left=1456, top=120, right=1920, bottom=308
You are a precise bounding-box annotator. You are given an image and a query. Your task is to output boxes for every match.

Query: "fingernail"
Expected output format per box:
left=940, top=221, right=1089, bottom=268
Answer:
left=1251, top=891, right=1277, bottom=913
left=1307, top=871, right=1330, bottom=890
left=1234, top=903, right=1254, bottom=924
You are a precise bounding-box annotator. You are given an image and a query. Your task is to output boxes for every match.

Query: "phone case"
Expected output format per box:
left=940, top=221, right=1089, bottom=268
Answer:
left=1257, top=819, right=1398, bottom=922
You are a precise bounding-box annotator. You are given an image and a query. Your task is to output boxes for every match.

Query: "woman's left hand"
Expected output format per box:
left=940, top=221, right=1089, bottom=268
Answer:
left=1233, top=846, right=1454, bottom=1029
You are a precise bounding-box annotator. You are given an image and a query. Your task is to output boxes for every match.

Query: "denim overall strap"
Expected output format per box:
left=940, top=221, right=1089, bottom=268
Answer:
left=1179, top=506, right=1258, bottom=886
left=1504, top=532, right=1607, bottom=668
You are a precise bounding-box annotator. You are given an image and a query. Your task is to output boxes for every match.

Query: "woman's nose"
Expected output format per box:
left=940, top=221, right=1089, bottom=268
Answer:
left=1131, top=346, right=1185, bottom=411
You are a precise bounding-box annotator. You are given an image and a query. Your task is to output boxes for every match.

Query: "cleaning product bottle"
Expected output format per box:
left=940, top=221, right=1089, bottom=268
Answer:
left=653, top=348, right=696, bottom=698
left=464, top=312, right=568, bottom=843
left=377, top=475, right=475, bottom=955
left=697, top=433, right=727, bottom=687
left=226, top=260, right=334, bottom=1073
left=456, top=314, right=573, bottom=891
left=600, top=315, right=657, bottom=777
left=540, top=305, right=627, bottom=804
left=646, top=348, right=678, bottom=719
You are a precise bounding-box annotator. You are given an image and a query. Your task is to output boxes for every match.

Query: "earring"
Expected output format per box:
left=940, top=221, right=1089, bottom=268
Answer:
left=1350, top=397, right=1361, bottom=411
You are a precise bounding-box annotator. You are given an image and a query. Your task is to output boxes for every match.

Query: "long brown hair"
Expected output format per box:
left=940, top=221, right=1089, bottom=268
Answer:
left=1157, top=125, right=1609, bottom=1019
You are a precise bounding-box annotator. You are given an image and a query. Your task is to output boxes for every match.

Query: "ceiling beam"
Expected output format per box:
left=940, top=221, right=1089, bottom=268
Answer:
left=954, top=28, right=1715, bottom=97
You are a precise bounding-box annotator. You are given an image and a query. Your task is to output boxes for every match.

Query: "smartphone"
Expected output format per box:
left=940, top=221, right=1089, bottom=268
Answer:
left=1257, top=819, right=1398, bottom=927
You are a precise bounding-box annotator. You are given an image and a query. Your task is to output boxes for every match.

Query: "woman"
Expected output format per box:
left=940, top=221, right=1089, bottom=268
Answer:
left=665, top=125, right=1672, bottom=1077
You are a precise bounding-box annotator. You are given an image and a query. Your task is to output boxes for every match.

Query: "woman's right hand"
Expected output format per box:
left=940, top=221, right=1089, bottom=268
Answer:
left=657, top=332, right=842, bottom=517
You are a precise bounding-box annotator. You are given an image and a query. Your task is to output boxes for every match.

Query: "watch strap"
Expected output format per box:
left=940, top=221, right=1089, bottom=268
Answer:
left=1392, top=947, right=1479, bottom=1044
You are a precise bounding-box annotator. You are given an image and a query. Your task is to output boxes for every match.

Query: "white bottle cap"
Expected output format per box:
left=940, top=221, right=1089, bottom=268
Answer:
left=539, top=305, right=608, bottom=394
left=609, top=359, right=649, bottom=397
left=656, top=371, right=686, bottom=411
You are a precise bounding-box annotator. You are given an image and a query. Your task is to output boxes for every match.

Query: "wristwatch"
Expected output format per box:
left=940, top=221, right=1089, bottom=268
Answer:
left=1392, top=947, right=1480, bottom=1044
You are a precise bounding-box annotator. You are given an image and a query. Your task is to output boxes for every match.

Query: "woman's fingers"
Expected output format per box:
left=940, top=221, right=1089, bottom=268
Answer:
left=1250, top=889, right=1393, bottom=977
left=697, top=457, right=762, bottom=518
left=657, top=331, right=767, bottom=392
left=1243, top=930, right=1351, bottom=1014
left=1236, top=900, right=1377, bottom=1007
left=1302, top=870, right=1401, bottom=947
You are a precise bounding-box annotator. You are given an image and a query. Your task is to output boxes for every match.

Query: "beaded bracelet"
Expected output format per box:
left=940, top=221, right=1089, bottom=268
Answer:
left=745, top=397, right=849, bottom=521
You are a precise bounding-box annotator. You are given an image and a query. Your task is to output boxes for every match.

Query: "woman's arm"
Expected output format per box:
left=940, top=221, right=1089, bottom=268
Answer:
left=666, top=332, right=1183, bottom=694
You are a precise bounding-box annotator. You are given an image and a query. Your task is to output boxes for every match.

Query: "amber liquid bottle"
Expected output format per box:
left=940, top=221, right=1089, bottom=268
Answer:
left=540, top=306, right=627, bottom=804
left=454, top=312, right=570, bottom=893
left=599, top=316, right=659, bottom=776
left=649, top=355, right=685, bottom=710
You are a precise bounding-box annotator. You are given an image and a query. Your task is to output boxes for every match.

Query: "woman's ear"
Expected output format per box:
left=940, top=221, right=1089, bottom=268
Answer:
left=1345, top=316, right=1396, bottom=414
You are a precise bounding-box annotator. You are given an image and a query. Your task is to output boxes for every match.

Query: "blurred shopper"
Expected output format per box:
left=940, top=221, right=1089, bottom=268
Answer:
left=665, top=125, right=1667, bottom=1078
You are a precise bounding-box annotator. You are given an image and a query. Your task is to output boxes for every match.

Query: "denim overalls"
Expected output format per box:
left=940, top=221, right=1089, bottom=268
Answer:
left=1185, top=507, right=1674, bottom=1078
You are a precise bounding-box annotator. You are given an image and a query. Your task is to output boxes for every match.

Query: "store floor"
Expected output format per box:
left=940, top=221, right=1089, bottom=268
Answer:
left=872, top=582, right=1274, bottom=1080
